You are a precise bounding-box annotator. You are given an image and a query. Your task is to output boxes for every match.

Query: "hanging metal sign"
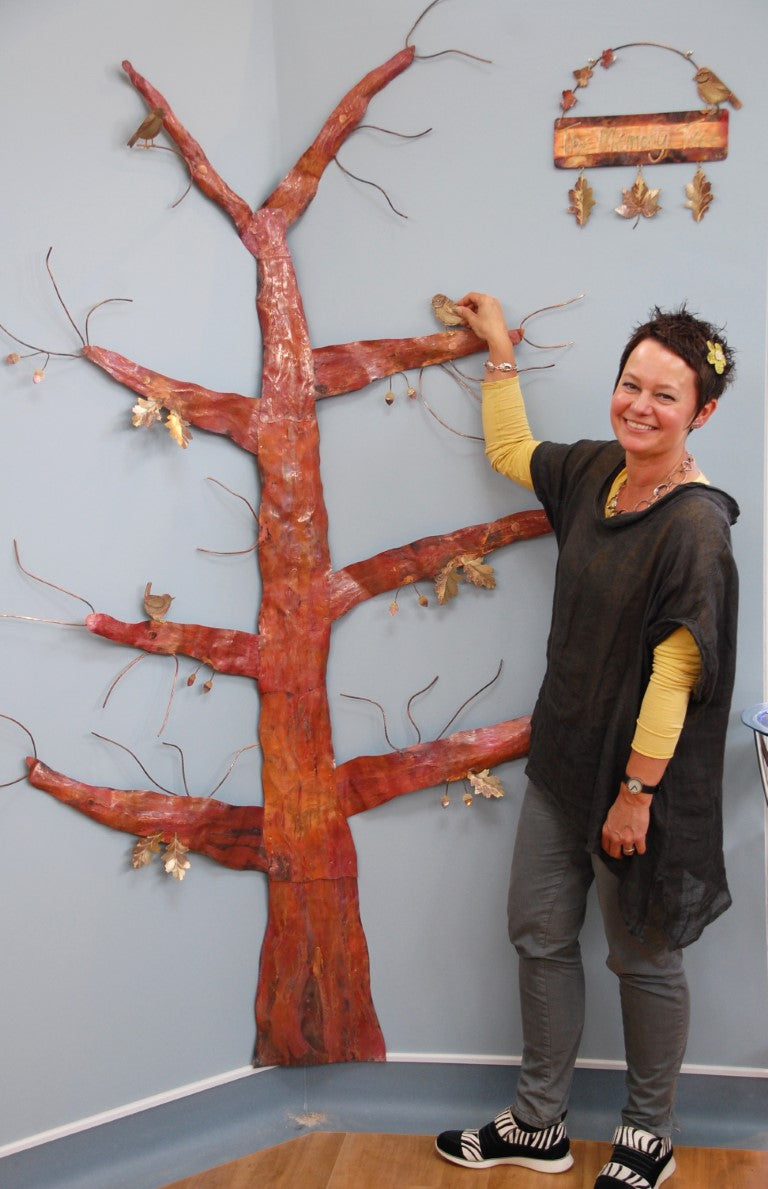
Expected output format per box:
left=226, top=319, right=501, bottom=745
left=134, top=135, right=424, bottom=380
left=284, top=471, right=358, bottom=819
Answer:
left=550, top=42, right=741, bottom=225
left=554, top=109, right=728, bottom=169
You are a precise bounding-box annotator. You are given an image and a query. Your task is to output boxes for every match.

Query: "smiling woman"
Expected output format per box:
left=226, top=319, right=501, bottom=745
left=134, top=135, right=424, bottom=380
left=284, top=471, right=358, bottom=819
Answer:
left=434, top=292, right=739, bottom=1187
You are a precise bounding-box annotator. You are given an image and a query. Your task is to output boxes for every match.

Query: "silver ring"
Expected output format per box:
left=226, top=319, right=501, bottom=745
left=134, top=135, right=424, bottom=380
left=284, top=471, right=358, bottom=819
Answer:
left=622, top=846, right=635, bottom=856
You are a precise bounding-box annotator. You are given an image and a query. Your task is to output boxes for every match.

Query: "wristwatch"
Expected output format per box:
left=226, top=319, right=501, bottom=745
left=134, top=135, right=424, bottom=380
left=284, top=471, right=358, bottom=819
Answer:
left=623, top=773, right=659, bottom=795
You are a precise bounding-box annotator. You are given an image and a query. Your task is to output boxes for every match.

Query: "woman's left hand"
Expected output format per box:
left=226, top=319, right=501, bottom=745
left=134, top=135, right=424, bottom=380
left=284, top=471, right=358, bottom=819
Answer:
left=601, top=787, right=651, bottom=859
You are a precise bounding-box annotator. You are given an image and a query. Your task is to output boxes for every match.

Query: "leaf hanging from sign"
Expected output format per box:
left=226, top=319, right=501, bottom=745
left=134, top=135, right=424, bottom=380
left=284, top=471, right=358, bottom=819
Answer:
left=568, top=172, right=596, bottom=226
left=684, top=166, right=713, bottom=222
left=615, top=170, right=661, bottom=225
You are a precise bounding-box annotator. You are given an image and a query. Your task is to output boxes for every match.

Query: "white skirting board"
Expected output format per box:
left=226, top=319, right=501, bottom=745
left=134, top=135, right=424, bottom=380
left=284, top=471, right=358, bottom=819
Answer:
left=2, top=1053, right=767, bottom=1160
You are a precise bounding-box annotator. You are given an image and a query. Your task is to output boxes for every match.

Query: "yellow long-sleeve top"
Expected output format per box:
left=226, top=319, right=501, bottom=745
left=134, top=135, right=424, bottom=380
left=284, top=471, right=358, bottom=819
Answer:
left=482, top=376, right=703, bottom=760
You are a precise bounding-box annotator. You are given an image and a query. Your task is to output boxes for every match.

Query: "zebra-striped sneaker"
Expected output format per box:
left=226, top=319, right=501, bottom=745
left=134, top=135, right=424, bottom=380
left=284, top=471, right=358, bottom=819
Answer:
left=594, top=1125, right=676, bottom=1187
left=435, top=1107, right=573, bottom=1171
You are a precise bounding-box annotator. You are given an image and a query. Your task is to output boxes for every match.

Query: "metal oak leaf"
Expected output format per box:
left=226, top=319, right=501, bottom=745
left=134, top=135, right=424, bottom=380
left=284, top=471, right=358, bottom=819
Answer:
left=131, top=396, right=163, bottom=427
left=165, top=409, right=192, bottom=448
left=460, top=555, right=495, bottom=589
left=435, top=560, right=461, bottom=604
left=467, top=768, right=505, bottom=800
left=568, top=173, right=596, bottom=227
left=434, top=554, right=495, bottom=603
left=163, top=836, right=191, bottom=880
left=131, top=832, right=163, bottom=868
left=685, top=167, right=714, bottom=222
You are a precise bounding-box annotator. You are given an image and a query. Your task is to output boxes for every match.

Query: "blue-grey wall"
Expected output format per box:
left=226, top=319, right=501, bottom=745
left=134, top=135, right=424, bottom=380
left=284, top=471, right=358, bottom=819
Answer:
left=1, top=0, right=765, bottom=1152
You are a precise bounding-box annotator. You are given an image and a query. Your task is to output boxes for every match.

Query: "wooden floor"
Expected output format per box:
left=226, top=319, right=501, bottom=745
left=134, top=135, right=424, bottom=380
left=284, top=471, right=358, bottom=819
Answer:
left=161, top=1131, right=768, bottom=1188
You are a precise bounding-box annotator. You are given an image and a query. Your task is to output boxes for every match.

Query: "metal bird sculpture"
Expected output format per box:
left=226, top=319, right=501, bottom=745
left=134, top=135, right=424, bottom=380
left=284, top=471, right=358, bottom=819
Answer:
left=694, top=67, right=741, bottom=111
left=128, top=107, right=166, bottom=147
left=143, top=581, right=174, bottom=624
left=431, top=294, right=466, bottom=329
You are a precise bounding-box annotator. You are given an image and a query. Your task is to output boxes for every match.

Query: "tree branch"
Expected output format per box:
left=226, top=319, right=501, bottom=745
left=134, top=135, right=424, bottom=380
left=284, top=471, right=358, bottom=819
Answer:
left=83, top=345, right=260, bottom=453
left=329, top=509, right=551, bottom=619
left=86, top=613, right=261, bottom=679
left=260, top=47, right=416, bottom=228
left=121, top=60, right=254, bottom=236
left=313, top=327, right=524, bottom=397
left=27, top=759, right=268, bottom=871
left=336, top=715, right=531, bottom=816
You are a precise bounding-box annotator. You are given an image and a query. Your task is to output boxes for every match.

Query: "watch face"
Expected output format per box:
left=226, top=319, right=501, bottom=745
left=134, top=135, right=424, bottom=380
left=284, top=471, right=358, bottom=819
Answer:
left=626, top=778, right=643, bottom=793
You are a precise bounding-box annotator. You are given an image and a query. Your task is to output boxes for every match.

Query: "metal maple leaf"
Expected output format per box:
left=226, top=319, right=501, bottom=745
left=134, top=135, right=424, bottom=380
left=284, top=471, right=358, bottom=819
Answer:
left=615, top=171, right=661, bottom=227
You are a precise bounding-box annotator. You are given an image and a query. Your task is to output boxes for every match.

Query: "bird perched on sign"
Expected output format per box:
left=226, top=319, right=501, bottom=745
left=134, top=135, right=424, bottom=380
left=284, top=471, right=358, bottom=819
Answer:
left=431, top=294, right=466, bottom=330
left=143, top=582, right=174, bottom=624
left=128, top=107, right=166, bottom=147
left=694, top=67, right=741, bottom=111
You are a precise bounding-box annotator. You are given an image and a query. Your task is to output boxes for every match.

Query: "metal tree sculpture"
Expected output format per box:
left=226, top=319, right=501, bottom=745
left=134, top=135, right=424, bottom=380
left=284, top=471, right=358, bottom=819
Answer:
left=6, top=17, right=553, bottom=1065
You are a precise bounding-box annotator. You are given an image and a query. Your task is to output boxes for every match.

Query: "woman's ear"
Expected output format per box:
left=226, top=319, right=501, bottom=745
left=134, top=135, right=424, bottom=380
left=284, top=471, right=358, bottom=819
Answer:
left=692, top=398, right=718, bottom=429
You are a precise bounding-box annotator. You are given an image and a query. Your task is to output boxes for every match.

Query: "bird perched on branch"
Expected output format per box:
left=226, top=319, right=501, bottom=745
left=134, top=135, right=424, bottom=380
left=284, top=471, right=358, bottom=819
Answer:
left=128, top=107, right=166, bottom=147
left=694, top=67, right=741, bottom=111
left=431, top=294, right=466, bottom=330
left=143, top=582, right=174, bottom=624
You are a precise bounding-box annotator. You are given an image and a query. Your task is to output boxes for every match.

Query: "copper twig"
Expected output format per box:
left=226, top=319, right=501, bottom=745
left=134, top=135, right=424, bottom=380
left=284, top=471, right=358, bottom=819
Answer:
left=91, top=731, right=178, bottom=796
left=520, top=294, right=584, bottom=349
left=0, top=613, right=84, bottom=626
left=417, top=368, right=484, bottom=442
left=340, top=693, right=402, bottom=752
left=198, top=476, right=258, bottom=556
left=13, top=539, right=95, bottom=613
left=162, top=741, right=190, bottom=796
left=405, top=0, right=492, bottom=63
left=102, top=653, right=147, bottom=709
left=406, top=674, right=439, bottom=743
left=44, top=247, right=84, bottom=347
left=207, top=743, right=260, bottom=799
left=157, top=655, right=180, bottom=737
left=0, top=713, right=37, bottom=788
left=356, top=124, right=432, bottom=139
left=144, top=142, right=194, bottom=208
left=334, top=156, right=408, bottom=219
left=436, top=659, right=503, bottom=740
left=84, top=298, right=133, bottom=347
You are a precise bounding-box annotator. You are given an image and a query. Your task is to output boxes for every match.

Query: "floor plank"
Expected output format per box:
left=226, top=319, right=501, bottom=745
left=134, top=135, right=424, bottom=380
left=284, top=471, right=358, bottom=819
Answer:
left=161, top=1131, right=768, bottom=1188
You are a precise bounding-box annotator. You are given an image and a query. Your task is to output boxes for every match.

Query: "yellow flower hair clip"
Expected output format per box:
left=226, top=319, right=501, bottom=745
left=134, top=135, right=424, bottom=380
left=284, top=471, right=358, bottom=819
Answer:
left=706, top=340, right=726, bottom=375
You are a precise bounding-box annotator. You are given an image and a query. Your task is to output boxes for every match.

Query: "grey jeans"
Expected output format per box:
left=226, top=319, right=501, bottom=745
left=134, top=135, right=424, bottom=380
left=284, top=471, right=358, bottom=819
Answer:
left=508, top=781, right=689, bottom=1138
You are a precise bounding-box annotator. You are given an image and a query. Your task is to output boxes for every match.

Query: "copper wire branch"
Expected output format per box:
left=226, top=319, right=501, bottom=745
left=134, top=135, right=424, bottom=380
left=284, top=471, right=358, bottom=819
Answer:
left=405, top=0, right=492, bottom=63
left=436, top=659, right=503, bottom=739
left=0, top=714, right=37, bottom=788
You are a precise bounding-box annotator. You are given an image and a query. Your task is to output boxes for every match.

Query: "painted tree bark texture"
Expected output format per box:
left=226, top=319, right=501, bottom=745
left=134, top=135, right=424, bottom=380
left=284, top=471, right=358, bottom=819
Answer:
left=24, top=39, right=553, bottom=1066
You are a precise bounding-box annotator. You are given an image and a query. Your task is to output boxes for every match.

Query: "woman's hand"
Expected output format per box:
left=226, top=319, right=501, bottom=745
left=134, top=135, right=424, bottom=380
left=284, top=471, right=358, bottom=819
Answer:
left=601, top=786, right=652, bottom=859
left=455, top=292, right=514, bottom=360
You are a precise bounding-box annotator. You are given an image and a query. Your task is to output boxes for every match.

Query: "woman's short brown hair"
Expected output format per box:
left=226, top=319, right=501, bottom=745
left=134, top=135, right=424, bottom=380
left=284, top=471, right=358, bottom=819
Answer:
left=614, top=305, right=735, bottom=412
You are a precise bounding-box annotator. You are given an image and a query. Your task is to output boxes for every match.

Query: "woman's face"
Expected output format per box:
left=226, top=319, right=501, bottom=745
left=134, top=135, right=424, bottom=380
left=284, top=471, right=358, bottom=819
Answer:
left=610, top=338, right=716, bottom=465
